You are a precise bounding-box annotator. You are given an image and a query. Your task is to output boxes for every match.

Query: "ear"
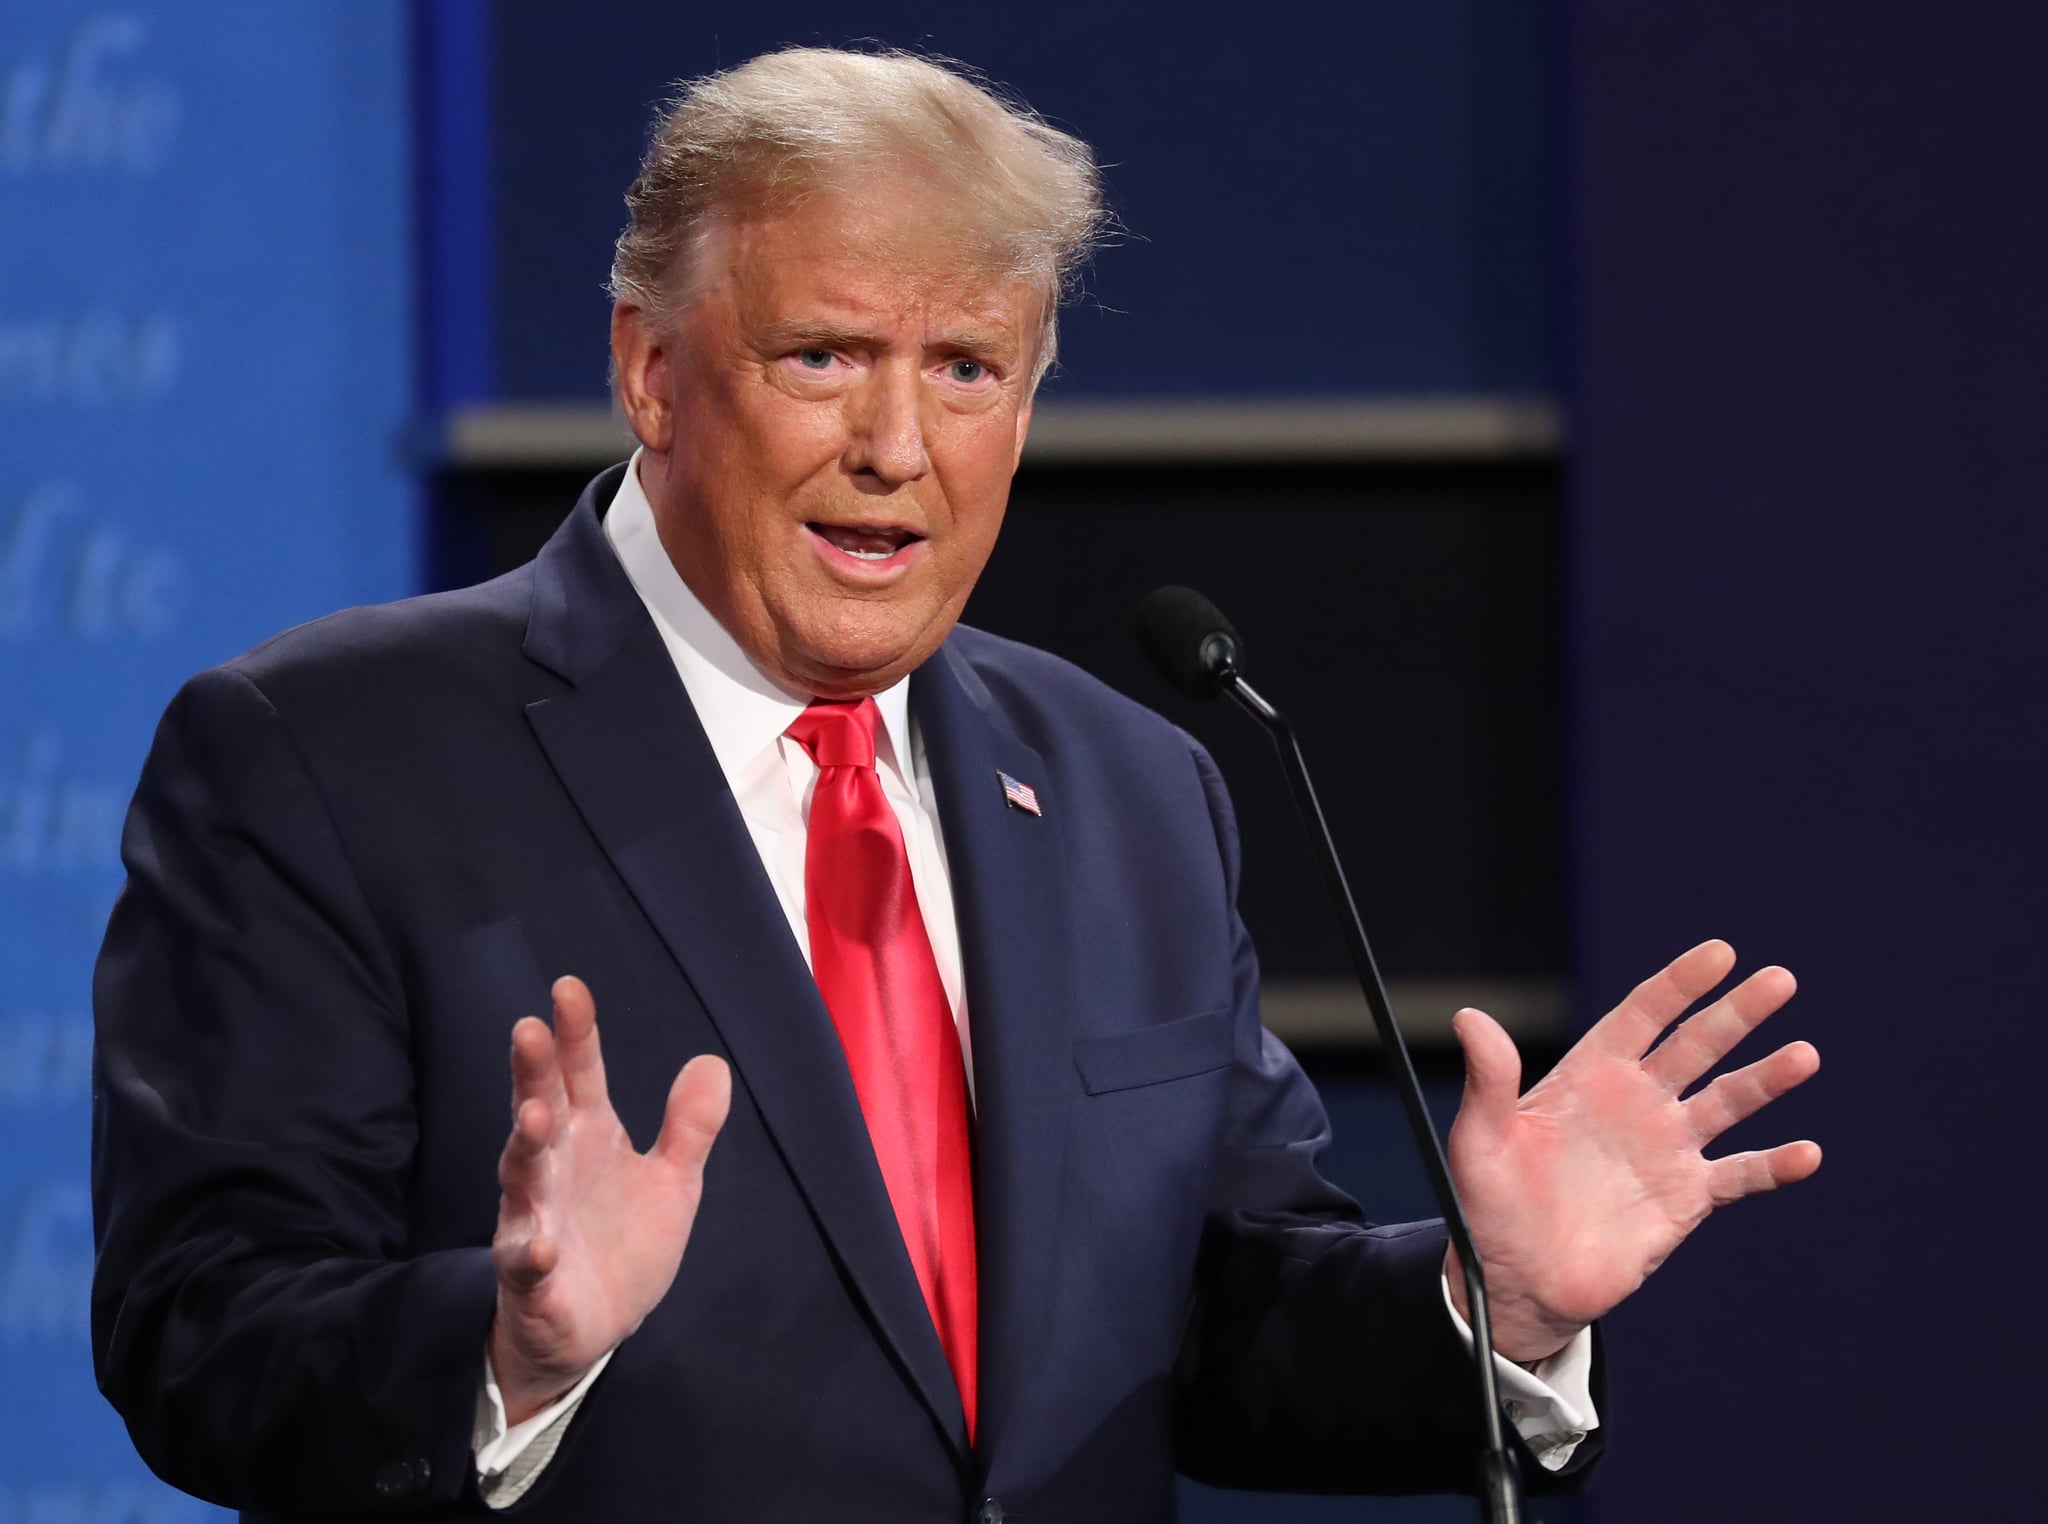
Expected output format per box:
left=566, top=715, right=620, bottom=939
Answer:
left=611, top=304, right=676, bottom=454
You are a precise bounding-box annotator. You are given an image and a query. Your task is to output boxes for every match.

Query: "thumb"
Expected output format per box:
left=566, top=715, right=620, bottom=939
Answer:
left=1451, top=1007, right=1522, bottom=1147
left=655, top=1054, right=732, bottom=1173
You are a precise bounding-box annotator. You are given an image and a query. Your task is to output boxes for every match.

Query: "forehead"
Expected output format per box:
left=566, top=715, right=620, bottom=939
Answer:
left=704, top=181, right=1044, bottom=339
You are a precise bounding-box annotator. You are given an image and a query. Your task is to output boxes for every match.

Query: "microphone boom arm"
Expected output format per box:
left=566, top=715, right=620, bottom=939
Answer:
left=1221, top=664, right=1525, bottom=1524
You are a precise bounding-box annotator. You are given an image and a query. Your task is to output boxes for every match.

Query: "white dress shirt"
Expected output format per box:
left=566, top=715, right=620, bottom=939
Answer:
left=473, top=455, right=1595, bottom=1504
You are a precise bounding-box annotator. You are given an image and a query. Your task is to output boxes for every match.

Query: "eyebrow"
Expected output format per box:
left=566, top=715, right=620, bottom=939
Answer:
left=938, top=327, right=1023, bottom=363
left=756, top=318, right=1022, bottom=365
left=758, top=318, right=876, bottom=351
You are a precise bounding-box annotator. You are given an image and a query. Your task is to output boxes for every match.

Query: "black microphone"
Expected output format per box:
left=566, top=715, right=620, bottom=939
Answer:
left=1135, top=585, right=1246, bottom=699
left=1135, top=585, right=1526, bottom=1524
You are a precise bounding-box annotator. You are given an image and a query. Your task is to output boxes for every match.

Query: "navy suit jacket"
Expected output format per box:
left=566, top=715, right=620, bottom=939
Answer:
left=92, top=466, right=1599, bottom=1520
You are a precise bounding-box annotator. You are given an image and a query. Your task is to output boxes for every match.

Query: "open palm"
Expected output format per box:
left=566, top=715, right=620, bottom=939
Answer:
left=1446, top=940, right=1821, bottom=1362
left=490, top=976, right=732, bottom=1422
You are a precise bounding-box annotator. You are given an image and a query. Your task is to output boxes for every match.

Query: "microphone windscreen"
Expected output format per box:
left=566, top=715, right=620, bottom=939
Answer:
left=1136, top=585, right=1243, bottom=698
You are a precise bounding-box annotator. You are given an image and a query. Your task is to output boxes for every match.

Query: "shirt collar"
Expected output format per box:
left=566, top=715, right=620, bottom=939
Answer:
left=601, top=450, right=918, bottom=789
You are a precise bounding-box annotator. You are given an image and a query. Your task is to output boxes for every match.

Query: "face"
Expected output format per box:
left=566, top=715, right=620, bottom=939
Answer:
left=612, top=181, right=1044, bottom=698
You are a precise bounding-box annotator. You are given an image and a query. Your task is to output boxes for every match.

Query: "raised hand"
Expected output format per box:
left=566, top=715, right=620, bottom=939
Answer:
left=1444, top=940, right=1821, bottom=1362
left=489, top=976, right=732, bottom=1423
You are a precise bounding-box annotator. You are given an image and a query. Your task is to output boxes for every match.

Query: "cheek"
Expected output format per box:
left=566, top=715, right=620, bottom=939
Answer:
left=720, top=428, right=846, bottom=573
left=749, top=390, right=848, bottom=474
left=947, top=480, right=1013, bottom=571
left=954, top=496, right=1008, bottom=564
left=931, top=425, right=1022, bottom=543
left=926, top=500, right=1007, bottom=614
left=703, top=380, right=845, bottom=492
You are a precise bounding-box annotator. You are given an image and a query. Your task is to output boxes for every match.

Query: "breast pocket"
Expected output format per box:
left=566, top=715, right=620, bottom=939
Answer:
left=1071, top=1009, right=1234, bottom=1095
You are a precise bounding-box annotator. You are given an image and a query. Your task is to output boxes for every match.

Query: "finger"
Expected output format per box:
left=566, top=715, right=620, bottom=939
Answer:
left=1589, top=939, right=1739, bottom=1062
left=494, top=1097, right=558, bottom=1292
left=511, top=1015, right=569, bottom=1121
left=1644, top=964, right=1799, bottom=1094
left=1451, top=1008, right=1522, bottom=1149
left=498, top=1096, right=554, bottom=1199
left=551, top=975, right=611, bottom=1111
left=654, top=1054, right=732, bottom=1173
left=1706, top=1139, right=1823, bottom=1206
left=1684, top=1040, right=1820, bottom=1143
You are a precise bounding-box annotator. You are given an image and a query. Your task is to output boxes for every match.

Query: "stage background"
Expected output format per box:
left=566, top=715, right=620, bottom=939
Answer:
left=0, top=4, right=414, bottom=1518
left=7, top=3, right=2041, bottom=1520
left=1569, top=3, right=2047, bottom=1518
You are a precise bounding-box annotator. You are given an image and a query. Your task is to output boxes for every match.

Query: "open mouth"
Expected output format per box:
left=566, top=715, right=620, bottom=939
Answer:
left=808, top=522, right=925, bottom=562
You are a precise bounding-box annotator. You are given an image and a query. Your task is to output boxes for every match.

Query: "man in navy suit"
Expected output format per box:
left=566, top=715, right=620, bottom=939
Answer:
left=91, top=48, right=1821, bottom=1521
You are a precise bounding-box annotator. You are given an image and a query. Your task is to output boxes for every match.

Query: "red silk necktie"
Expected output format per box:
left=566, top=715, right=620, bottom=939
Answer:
left=786, top=698, right=978, bottom=1439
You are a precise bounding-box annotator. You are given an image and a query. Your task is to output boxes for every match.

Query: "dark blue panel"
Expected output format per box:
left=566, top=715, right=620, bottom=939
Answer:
left=1571, top=3, right=2048, bottom=1519
left=486, top=0, right=1557, bottom=401
left=415, top=0, right=494, bottom=408
left=0, top=3, right=414, bottom=1512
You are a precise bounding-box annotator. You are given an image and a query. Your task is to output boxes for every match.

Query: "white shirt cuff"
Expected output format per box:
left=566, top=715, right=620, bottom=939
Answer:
left=472, top=1348, right=613, bottom=1508
left=1438, top=1272, right=1598, bottom=1470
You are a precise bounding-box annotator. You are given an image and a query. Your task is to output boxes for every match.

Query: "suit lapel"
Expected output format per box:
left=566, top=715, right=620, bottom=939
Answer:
left=913, top=641, right=1077, bottom=1470
left=519, top=481, right=969, bottom=1455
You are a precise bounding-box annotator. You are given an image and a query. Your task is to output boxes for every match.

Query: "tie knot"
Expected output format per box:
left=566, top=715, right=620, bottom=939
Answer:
left=787, top=697, right=881, bottom=771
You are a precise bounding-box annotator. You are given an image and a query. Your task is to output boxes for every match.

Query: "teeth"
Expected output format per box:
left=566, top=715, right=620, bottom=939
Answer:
left=815, top=523, right=912, bottom=560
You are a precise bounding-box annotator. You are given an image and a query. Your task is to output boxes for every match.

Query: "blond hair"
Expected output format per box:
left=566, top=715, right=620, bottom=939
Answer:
left=609, top=47, right=1107, bottom=382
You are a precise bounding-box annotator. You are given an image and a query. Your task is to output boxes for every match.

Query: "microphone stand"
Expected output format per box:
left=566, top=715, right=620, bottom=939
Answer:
left=1219, top=660, right=1524, bottom=1524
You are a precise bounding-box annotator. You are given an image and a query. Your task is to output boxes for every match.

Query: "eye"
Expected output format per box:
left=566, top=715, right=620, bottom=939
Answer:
left=947, top=359, right=988, bottom=384
left=796, top=348, right=836, bottom=371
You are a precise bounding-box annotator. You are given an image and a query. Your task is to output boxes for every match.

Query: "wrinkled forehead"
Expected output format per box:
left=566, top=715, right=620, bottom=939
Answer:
left=693, top=163, right=1043, bottom=299
left=692, top=178, right=1048, bottom=343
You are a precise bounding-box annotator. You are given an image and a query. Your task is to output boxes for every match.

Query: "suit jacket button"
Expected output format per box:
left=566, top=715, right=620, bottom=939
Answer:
left=974, top=1499, right=1005, bottom=1524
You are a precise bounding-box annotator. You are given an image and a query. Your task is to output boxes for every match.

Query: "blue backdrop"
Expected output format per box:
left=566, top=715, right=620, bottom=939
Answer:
left=0, top=3, right=414, bottom=1515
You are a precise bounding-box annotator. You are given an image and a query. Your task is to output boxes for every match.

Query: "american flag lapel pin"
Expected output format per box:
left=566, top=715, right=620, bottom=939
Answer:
left=997, top=769, right=1042, bottom=816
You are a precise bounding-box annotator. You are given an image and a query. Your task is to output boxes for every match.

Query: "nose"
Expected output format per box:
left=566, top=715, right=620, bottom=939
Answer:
left=843, top=362, right=930, bottom=486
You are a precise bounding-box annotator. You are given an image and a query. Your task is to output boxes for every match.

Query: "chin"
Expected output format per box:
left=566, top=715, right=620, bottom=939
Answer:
left=767, top=589, right=965, bottom=693
left=786, top=628, right=929, bottom=695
